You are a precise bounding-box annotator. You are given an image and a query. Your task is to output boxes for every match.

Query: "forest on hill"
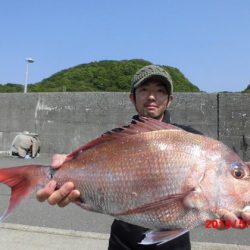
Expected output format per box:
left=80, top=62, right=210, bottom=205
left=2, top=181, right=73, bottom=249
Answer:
left=244, top=84, right=250, bottom=93
left=0, top=59, right=199, bottom=93
left=28, top=59, right=199, bottom=92
left=1, top=59, right=247, bottom=93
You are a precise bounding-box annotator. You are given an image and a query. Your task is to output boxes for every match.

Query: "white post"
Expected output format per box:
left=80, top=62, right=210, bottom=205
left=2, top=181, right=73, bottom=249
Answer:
left=24, top=58, right=34, bottom=93
left=24, top=62, right=29, bottom=93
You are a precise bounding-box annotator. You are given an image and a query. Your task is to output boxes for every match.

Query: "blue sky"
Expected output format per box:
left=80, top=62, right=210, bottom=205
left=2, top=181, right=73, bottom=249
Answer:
left=1, top=0, right=250, bottom=93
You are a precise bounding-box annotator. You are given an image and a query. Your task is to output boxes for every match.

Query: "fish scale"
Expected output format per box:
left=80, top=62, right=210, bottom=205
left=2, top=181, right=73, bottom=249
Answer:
left=58, top=131, right=208, bottom=219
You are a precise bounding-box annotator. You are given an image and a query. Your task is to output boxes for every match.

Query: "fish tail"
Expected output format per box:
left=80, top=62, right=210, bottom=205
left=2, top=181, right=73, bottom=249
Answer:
left=0, top=164, right=49, bottom=222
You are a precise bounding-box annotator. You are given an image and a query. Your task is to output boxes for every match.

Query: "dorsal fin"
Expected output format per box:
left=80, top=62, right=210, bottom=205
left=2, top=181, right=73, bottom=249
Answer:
left=66, top=117, right=181, bottom=161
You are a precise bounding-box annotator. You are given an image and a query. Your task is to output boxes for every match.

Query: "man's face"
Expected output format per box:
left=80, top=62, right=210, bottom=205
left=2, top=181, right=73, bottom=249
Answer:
left=130, top=80, right=173, bottom=121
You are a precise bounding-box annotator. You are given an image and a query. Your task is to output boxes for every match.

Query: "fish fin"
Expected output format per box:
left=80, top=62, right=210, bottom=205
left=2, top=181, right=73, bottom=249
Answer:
left=65, top=136, right=115, bottom=161
left=139, top=229, right=189, bottom=245
left=0, top=165, right=46, bottom=222
left=183, top=187, right=210, bottom=211
left=112, top=193, right=186, bottom=216
left=128, top=117, right=183, bottom=132
left=66, top=117, right=182, bottom=160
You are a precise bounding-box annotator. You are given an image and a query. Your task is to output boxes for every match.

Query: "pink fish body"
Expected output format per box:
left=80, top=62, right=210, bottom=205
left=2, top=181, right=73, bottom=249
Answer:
left=0, top=118, right=249, bottom=244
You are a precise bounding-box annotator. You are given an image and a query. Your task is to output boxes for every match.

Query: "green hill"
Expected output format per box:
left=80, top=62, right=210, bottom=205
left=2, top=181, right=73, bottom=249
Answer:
left=1, top=59, right=200, bottom=92
left=243, top=84, right=250, bottom=93
left=0, top=83, right=23, bottom=93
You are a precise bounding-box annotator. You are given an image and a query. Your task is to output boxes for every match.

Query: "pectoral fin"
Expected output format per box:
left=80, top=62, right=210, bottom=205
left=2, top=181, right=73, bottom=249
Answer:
left=139, top=229, right=189, bottom=245
left=183, top=187, right=208, bottom=210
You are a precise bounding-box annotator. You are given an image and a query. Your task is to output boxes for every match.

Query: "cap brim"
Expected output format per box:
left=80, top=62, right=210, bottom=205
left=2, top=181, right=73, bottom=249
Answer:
left=134, top=75, right=173, bottom=94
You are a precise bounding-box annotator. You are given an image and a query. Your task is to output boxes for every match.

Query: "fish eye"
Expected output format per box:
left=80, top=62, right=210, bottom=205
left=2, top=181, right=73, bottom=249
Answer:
left=231, top=166, right=245, bottom=179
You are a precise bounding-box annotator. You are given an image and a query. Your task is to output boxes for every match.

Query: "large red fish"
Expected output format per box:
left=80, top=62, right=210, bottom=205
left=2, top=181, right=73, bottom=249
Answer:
left=0, top=117, right=250, bottom=245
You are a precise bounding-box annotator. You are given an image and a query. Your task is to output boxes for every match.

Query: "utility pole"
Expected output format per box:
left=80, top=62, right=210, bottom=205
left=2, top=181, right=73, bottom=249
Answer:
left=24, top=57, right=34, bottom=93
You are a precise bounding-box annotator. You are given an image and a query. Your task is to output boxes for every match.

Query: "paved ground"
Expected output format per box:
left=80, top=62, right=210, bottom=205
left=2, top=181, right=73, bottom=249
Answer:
left=0, top=223, right=249, bottom=250
left=0, top=154, right=250, bottom=249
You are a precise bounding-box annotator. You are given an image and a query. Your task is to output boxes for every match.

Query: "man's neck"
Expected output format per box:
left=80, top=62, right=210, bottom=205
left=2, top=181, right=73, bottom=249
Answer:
left=133, top=111, right=170, bottom=123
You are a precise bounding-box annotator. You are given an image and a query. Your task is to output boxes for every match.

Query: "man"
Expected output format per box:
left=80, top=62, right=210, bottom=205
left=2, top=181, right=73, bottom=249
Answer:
left=37, top=65, right=250, bottom=249
left=11, top=131, right=40, bottom=158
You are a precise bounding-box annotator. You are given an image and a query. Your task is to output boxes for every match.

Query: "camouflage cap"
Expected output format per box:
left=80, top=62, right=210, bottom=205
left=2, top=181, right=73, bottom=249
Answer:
left=131, top=65, right=173, bottom=94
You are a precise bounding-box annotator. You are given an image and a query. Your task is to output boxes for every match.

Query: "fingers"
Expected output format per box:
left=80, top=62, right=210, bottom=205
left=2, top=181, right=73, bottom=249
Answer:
left=51, top=154, right=68, bottom=168
left=36, top=181, right=81, bottom=208
left=240, top=208, right=250, bottom=227
left=222, top=210, right=239, bottom=222
left=241, top=212, right=250, bottom=221
left=212, top=219, right=226, bottom=230
left=57, top=189, right=81, bottom=207
left=36, top=180, right=57, bottom=202
left=220, top=211, right=248, bottom=229
left=47, top=182, right=75, bottom=205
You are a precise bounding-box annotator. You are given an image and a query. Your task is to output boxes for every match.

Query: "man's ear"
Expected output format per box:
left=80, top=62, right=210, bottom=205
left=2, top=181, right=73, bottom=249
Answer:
left=166, top=95, right=174, bottom=108
left=129, top=93, right=135, bottom=105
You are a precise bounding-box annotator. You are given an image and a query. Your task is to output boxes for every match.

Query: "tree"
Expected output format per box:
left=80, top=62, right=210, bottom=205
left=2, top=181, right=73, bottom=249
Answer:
left=0, top=60, right=204, bottom=92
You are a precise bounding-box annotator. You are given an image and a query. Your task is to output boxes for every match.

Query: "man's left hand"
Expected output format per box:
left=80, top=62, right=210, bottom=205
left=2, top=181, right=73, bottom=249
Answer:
left=215, top=210, right=250, bottom=230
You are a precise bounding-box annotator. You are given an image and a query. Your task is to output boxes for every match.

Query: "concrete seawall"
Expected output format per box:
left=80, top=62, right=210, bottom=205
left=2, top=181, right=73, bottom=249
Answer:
left=0, top=92, right=249, bottom=160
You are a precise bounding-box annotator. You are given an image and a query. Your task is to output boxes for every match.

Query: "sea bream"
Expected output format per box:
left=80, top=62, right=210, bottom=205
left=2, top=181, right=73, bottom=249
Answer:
left=0, top=117, right=250, bottom=245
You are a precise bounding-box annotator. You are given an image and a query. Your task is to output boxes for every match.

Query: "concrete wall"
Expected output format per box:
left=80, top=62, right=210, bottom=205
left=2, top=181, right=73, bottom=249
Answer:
left=0, top=92, right=249, bottom=161
left=218, top=94, right=250, bottom=160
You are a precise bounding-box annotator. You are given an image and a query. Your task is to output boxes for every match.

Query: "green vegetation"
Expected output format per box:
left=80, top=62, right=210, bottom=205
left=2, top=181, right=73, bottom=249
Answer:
left=1, top=59, right=200, bottom=92
left=243, top=84, right=250, bottom=93
left=0, top=83, right=23, bottom=93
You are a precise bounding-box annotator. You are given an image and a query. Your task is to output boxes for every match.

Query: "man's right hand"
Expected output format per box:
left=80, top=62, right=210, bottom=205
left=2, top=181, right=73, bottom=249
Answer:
left=36, top=154, right=81, bottom=207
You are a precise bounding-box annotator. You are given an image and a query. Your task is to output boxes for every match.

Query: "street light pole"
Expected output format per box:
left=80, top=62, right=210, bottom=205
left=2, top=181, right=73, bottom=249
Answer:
left=24, top=57, right=34, bottom=93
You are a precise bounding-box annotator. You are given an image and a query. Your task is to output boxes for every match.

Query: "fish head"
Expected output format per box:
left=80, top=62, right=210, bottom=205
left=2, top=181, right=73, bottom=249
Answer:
left=224, top=160, right=250, bottom=204
left=199, top=152, right=250, bottom=217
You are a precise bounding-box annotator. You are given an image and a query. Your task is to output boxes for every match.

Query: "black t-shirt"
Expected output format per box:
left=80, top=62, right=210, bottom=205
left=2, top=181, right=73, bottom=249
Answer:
left=108, top=115, right=203, bottom=250
left=109, top=219, right=191, bottom=250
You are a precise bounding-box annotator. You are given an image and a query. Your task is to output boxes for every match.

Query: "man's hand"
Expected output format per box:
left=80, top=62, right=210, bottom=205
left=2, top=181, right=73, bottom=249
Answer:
left=215, top=209, right=250, bottom=230
left=36, top=154, right=81, bottom=207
